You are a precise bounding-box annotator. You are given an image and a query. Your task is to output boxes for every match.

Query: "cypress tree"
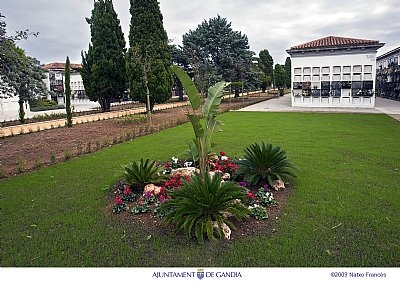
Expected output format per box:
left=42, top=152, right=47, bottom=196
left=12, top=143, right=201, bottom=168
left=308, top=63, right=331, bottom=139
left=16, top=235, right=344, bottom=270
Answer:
left=81, top=0, right=126, bottom=112
left=65, top=56, right=73, bottom=127
left=127, top=0, right=173, bottom=113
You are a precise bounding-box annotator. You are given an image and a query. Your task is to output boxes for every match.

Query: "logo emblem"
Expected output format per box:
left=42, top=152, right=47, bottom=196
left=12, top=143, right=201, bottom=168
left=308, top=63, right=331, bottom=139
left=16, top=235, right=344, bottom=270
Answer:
left=197, top=269, right=204, bottom=280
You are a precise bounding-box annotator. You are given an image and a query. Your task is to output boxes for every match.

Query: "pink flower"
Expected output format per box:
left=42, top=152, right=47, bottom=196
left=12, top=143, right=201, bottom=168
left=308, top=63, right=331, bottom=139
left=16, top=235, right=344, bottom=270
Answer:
left=115, top=196, right=123, bottom=204
left=123, top=186, right=132, bottom=195
left=164, top=163, right=171, bottom=168
left=159, top=195, right=165, bottom=203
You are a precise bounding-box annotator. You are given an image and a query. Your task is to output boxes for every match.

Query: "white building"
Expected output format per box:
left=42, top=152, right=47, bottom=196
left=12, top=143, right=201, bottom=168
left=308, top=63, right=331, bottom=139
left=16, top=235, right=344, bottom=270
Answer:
left=286, top=36, right=384, bottom=108
left=42, top=62, right=86, bottom=102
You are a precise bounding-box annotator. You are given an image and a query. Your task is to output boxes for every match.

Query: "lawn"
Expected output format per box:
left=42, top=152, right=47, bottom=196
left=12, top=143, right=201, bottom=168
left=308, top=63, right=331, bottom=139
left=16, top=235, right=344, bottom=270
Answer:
left=1, top=111, right=399, bottom=267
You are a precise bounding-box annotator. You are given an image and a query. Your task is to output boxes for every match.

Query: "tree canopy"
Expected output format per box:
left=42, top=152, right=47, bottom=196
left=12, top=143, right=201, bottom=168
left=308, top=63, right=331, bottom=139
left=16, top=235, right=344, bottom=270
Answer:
left=81, top=0, right=126, bottom=112
left=274, top=64, right=286, bottom=89
left=181, top=15, right=254, bottom=94
left=1, top=13, right=46, bottom=101
left=127, top=0, right=173, bottom=112
left=284, top=56, right=291, bottom=88
left=258, top=49, right=274, bottom=88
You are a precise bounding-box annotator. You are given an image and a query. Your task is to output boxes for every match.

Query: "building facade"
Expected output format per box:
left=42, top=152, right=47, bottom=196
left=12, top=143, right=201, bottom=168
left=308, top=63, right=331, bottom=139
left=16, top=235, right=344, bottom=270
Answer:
left=286, top=36, right=384, bottom=108
left=42, top=62, right=86, bottom=102
left=376, top=47, right=400, bottom=101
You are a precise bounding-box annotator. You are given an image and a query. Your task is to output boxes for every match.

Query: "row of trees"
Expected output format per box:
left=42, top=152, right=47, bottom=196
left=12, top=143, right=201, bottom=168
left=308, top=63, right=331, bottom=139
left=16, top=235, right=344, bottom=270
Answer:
left=0, top=13, right=48, bottom=123
left=81, top=1, right=292, bottom=113
left=81, top=0, right=172, bottom=113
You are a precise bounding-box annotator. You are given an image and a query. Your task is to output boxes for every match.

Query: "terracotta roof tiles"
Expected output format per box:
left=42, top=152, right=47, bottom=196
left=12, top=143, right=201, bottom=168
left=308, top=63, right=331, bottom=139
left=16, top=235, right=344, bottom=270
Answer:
left=290, top=36, right=380, bottom=50
left=42, top=62, right=82, bottom=70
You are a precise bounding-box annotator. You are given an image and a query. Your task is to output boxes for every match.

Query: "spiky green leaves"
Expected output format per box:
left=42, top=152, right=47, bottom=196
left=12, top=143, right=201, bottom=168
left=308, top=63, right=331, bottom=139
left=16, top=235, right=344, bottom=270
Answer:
left=161, top=172, right=249, bottom=244
left=123, top=158, right=165, bottom=189
left=236, top=142, right=298, bottom=186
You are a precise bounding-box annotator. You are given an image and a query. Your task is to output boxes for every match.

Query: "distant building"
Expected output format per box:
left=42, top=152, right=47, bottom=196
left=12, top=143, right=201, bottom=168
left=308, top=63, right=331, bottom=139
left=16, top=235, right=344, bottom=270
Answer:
left=376, top=47, right=400, bottom=101
left=286, top=36, right=384, bottom=108
left=41, top=62, right=86, bottom=102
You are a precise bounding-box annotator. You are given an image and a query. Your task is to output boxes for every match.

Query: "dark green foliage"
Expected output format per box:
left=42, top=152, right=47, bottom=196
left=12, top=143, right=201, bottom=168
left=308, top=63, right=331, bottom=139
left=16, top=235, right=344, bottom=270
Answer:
left=284, top=57, right=291, bottom=88
left=274, top=64, right=286, bottom=88
left=123, top=158, right=165, bottom=189
left=65, top=57, right=73, bottom=127
left=182, top=15, right=254, bottom=93
left=127, top=0, right=173, bottom=112
left=1, top=13, right=45, bottom=110
left=81, top=0, right=126, bottom=112
left=259, top=49, right=274, bottom=88
left=236, top=142, right=298, bottom=186
left=161, top=172, right=250, bottom=244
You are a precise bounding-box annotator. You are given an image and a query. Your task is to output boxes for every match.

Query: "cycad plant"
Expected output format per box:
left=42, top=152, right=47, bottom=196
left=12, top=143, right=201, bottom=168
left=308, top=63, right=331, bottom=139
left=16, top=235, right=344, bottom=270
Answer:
left=161, top=172, right=250, bottom=244
left=123, top=158, right=165, bottom=190
left=236, top=142, right=298, bottom=186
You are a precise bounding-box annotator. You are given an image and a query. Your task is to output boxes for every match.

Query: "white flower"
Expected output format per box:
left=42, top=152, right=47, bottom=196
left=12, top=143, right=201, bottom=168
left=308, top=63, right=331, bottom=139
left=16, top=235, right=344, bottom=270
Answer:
left=184, top=161, right=192, bottom=167
left=221, top=155, right=228, bottom=161
left=172, top=156, right=178, bottom=164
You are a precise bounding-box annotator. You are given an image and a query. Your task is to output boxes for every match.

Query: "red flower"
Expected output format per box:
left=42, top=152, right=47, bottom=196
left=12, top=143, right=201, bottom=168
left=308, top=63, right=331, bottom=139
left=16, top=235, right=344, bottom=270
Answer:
left=185, top=176, right=191, bottom=182
left=220, top=151, right=226, bottom=156
left=115, top=196, right=123, bottom=204
left=247, top=192, right=255, bottom=199
left=123, top=186, right=132, bottom=195
left=164, top=163, right=171, bottom=168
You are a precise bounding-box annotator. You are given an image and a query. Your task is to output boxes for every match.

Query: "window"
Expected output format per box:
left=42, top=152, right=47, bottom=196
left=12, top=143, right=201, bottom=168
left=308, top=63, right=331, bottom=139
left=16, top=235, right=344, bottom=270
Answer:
left=294, top=68, right=302, bottom=74
left=312, top=75, right=320, bottom=81
left=364, top=65, right=372, bottom=73
left=321, top=74, right=330, bottom=81
left=322, top=67, right=330, bottom=74
left=303, top=75, right=311, bottom=81
left=312, top=67, right=320, bottom=74
left=343, top=66, right=351, bottom=73
left=333, top=66, right=341, bottom=73
left=353, top=65, right=362, bottom=73
left=303, top=67, right=311, bottom=74
left=294, top=75, right=301, bottom=82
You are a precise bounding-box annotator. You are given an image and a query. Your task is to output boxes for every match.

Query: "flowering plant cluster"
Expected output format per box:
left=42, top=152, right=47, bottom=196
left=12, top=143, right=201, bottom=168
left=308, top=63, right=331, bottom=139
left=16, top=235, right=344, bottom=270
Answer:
left=238, top=181, right=278, bottom=219
left=162, top=156, right=194, bottom=174
left=112, top=196, right=128, bottom=214
left=255, top=187, right=278, bottom=207
left=207, top=151, right=238, bottom=174
left=121, top=185, right=136, bottom=202
left=249, top=204, right=269, bottom=220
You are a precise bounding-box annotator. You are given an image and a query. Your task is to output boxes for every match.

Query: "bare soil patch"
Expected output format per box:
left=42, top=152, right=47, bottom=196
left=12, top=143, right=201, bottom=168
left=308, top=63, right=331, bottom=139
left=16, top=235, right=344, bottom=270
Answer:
left=0, top=95, right=273, bottom=177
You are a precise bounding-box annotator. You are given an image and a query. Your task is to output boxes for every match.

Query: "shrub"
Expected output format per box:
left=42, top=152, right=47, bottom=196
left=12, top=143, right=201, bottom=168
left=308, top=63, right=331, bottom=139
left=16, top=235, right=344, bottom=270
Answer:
left=123, top=158, right=165, bottom=190
left=161, top=172, right=250, bottom=244
left=236, top=142, right=298, bottom=186
left=118, top=114, right=147, bottom=124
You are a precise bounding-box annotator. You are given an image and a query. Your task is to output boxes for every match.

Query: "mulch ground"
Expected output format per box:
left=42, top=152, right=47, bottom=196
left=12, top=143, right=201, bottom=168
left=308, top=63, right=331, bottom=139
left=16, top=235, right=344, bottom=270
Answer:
left=0, top=95, right=273, bottom=178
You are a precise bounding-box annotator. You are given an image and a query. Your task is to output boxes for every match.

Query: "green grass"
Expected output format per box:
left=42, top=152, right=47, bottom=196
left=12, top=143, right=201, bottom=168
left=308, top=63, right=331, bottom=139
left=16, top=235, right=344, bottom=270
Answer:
left=1, top=112, right=399, bottom=267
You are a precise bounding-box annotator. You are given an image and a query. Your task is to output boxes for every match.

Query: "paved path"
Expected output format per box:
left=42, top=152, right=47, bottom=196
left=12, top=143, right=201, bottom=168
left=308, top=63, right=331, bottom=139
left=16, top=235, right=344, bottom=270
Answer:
left=238, top=95, right=400, bottom=121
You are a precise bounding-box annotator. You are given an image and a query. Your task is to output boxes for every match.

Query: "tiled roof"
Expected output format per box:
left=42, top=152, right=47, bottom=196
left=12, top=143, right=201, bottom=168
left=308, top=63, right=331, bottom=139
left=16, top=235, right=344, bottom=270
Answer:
left=290, top=36, right=380, bottom=50
left=42, top=62, right=82, bottom=70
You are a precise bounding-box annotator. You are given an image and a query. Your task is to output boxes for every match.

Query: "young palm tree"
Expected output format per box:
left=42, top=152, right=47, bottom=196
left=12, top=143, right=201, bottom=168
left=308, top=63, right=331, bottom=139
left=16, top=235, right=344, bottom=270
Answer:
left=161, top=172, right=249, bottom=244
left=236, top=142, right=298, bottom=186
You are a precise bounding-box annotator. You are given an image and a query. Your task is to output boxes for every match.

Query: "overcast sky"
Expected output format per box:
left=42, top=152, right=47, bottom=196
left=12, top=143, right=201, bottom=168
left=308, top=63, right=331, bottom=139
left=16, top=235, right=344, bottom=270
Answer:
left=2, top=0, right=399, bottom=65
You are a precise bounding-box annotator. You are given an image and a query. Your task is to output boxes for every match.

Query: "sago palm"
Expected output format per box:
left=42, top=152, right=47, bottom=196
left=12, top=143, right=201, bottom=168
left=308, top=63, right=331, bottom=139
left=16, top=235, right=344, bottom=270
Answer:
left=236, top=142, right=298, bottom=186
left=161, top=172, right=249, bottom=244
left=123, top=158, right=165, bottom=190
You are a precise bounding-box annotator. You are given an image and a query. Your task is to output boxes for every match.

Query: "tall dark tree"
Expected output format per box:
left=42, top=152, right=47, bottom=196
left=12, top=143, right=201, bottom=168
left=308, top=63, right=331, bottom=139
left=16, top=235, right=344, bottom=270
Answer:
left=182, top=15, right=254, bottom=95
left=81, top=0, right=126, bottom=112
left=284, top=56, right=291, bottom=89
left=274, top=64, right=286, bottom=89
left=127, top=0, right=173, bottom=113
left=259, top=49, right=274, bottom=88
left=65, top=56, right=73, bottom=127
